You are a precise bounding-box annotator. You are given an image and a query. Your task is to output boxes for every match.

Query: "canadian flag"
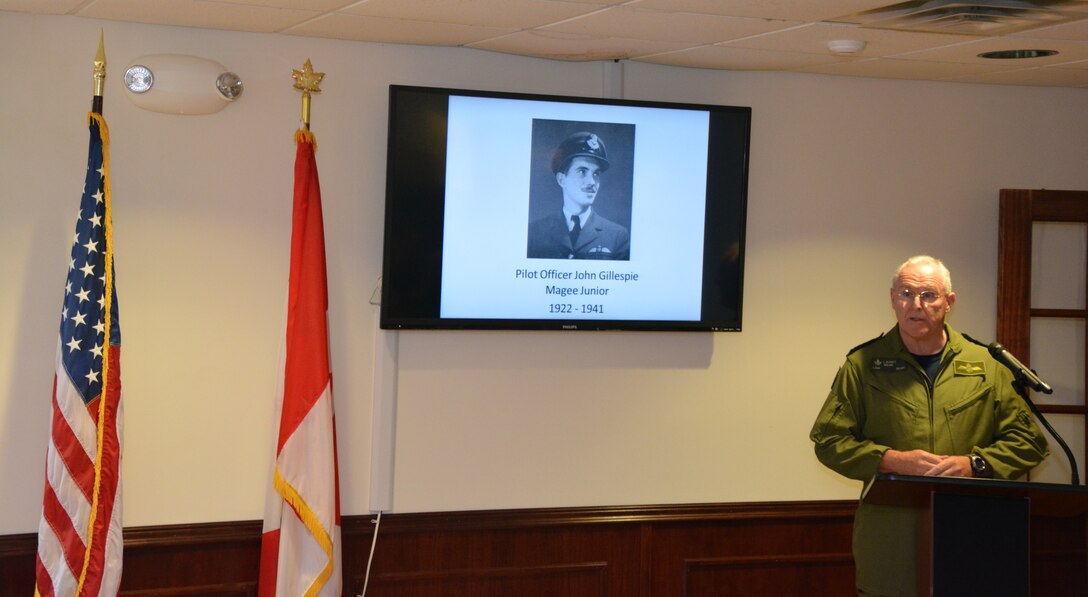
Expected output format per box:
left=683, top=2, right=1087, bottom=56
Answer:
left=259, top=129, right=342, bottom=597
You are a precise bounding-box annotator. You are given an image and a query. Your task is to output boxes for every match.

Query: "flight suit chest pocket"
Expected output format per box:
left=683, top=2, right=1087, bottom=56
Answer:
left=861, top=384, right=922, bottom=446
left=944, top=385, right=994, bottom=450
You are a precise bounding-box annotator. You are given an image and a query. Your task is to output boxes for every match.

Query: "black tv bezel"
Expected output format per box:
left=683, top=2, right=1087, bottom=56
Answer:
left=379, top=84, right=750, bottom=332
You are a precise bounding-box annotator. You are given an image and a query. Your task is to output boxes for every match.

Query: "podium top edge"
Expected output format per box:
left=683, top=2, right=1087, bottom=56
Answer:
left=862, top=473, right=1088, bottom=516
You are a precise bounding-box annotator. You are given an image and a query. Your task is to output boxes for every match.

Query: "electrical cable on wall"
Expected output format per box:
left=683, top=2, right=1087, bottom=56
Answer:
left=359, top=510, right=383, bottom=596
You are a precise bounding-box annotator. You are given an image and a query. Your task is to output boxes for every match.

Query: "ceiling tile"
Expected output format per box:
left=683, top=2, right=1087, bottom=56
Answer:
left=942, top=65, right=1088, bottom=86
left=205, top=0, right=354, bottom=9
left=285, top=12, right=516, bottom=45
left=76, top=0, right=321, bottom=32
left=638, top=45, right=846, bottom=71
left=470, top=29, right=693, bottom=62
left=540, top=5, right=797, bottom=44
left=0, top=0, right=86, bottom=14
left=1008, top=15, right=1088, bottom=41
left=898, top=36, right=1088, bottom=64
left=629, top=0, right=895, bottom=22
left=338, top=0, right=606, bottom=28
left=800, top=56, right=1011, bottom=81
left=722, top=22, right=979, bottom=57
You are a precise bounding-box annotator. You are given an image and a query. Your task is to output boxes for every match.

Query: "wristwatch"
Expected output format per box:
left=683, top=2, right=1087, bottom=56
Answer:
left=969, top=454, right=993, bottom=478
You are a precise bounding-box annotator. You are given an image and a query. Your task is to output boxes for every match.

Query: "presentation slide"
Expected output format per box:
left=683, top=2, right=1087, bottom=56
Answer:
left=439, top=95, right=710, bottom=322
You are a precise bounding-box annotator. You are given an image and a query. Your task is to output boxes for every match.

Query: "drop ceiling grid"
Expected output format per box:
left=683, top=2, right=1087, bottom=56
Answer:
left=0, top=0, right=1086, bottom=87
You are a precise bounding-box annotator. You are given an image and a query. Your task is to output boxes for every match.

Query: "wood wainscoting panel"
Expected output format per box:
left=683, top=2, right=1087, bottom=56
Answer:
left=120, top=520, right=262, bottom=597
left=0, top=521, right=262, bottom=597
left=1030, top=514, right=1088, bottom=597
left=0, top=531, right=36, bottom=595
left=355, top=562, right=609, bottom=597
left=346, top=517, right=640, bottom=597
left=2, top=500, right=1082, bottom=596
left=683, top=554, right=855, bottom=597
left=646, top=502, right=856, bottom=596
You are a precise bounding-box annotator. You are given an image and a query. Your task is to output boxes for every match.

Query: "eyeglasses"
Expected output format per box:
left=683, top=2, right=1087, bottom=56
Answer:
left=894, top=288, right=943, bottom=304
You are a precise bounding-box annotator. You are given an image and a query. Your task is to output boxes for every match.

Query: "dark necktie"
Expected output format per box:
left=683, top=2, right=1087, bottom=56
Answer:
left=570, top=215, right=581, bottom=247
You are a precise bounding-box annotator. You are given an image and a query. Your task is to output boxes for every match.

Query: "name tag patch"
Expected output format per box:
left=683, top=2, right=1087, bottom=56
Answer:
left=871, top=358, right=907, bottom=372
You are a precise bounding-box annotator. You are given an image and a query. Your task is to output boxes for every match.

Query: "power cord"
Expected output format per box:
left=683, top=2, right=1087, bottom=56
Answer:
left=358, top=510, right=383, bottom=596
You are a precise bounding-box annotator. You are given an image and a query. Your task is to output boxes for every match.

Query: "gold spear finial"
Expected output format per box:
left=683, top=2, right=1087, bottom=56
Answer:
left=292, top=59, right=324, bottom=131
left=92, top=31, right=106, bottom=114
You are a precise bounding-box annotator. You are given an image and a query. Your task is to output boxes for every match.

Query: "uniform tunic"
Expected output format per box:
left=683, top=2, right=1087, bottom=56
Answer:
left=810, top=324, right=1049, bottom=597
left=526, top=211, right=630, bottom=260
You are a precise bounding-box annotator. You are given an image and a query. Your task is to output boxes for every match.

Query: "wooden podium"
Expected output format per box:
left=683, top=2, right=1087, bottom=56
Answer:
left=862, top=473, right=1088, bottom=597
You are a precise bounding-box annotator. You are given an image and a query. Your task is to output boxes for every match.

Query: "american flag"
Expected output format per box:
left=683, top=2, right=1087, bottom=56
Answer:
left=36, top=112, right=124, bottom=597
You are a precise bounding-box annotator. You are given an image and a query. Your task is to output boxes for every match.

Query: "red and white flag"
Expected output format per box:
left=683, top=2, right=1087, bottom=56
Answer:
left=259, top=129, right=342, bottom=597
left=36, top=112, right=124, bottom=597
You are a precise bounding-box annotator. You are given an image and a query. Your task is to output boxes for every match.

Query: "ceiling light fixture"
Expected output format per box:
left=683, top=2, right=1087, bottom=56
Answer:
left=978, top=48, right=1059, bottom=58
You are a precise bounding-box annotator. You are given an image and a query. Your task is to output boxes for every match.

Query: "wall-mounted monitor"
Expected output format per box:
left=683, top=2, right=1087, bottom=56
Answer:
left=380, top=85, right=750, bottom=332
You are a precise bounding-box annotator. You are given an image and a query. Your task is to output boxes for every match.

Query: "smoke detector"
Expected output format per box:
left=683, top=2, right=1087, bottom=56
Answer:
left=831, top=0, right=1086, bottom=35
left=828, top=39, right=868, bottom=54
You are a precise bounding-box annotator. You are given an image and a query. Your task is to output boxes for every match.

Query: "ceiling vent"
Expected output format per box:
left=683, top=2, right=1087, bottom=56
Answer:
left=832, top=0, right=1088, bottom=35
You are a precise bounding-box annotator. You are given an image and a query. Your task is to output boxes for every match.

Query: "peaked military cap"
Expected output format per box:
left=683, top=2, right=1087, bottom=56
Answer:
left=552, top=131, right=610, bottom=173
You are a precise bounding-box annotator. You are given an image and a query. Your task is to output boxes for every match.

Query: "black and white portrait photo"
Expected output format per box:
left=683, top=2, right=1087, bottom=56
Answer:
left=526, top=119, right=635, bottom=261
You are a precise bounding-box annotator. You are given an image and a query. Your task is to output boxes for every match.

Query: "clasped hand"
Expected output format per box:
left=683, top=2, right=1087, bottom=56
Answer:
left=878, top=449, right=971, bottom=477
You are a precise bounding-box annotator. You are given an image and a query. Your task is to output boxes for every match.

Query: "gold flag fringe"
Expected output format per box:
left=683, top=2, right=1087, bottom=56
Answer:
left=77, top=111, right=116, bottom=596
left=273, top=467, right=336, bottom=596
left=295, top=129, right=317, bottom=151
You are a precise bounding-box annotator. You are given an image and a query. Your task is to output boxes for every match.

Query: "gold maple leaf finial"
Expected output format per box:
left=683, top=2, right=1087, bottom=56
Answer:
left=293, top=59, right=324, bottom=131
left=292, top=59, right=324, bottom=94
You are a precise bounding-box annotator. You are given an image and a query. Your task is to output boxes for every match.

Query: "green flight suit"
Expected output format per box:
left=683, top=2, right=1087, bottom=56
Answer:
left=810, top=324, right=1049, bottom=597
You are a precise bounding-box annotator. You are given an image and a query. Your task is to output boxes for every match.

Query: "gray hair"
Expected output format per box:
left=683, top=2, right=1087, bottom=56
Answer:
left=893, top=255, right=953, bottom=294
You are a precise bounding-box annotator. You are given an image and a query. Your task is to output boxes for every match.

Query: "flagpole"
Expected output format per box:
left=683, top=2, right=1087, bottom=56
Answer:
left=259, top=58, right=340, bottom=597
left=292, top=59, right=324, bottom=132
left=92, top=31, right=105, bottom=115
left=37, top=29, right=123, bottom=597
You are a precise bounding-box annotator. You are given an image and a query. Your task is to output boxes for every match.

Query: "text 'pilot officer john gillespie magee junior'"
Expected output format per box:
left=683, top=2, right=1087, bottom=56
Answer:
left=527, top=131, right=630, bottom=260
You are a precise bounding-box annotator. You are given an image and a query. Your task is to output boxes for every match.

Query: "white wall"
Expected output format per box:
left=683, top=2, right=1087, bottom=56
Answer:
left=1, top=11, right=1086, bottom=533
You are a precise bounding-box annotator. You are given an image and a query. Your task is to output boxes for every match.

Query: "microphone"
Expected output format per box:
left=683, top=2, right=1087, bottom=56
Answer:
left=988, top=342, right=1053, bottom=394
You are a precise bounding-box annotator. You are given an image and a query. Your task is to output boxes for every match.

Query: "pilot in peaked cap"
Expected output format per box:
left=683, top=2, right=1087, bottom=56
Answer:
left=551, top=131, right=610, bottom=174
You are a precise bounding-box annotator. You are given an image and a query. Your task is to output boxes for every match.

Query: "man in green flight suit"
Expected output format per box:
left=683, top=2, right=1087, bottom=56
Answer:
left=810, top=255, right=1049, bottom=597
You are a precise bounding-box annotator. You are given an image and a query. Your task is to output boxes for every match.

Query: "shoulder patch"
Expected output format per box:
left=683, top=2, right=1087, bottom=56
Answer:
left=847, top=333, right=884, bottom=356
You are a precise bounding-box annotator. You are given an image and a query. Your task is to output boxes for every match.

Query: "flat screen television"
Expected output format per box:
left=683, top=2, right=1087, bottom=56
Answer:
left=380, top=84, right=750, bottom=332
